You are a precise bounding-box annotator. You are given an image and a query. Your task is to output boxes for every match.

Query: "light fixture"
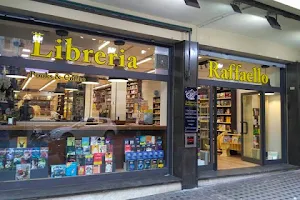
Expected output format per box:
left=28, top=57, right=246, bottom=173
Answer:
left=265, top=15, right=281, bottom=30
left=265, top=92, right=274, bottom=96
left=218, top=63, right=224, bottom=69
left=274, top=0, right=300, bottom=10
left=22, top=77, right=33, bottom=90
left=21, top=54, right=29, bottom=58
left=39, top=80, right=56, bottom=91
left=80, top=36, right=84, bottom=39
left=13, top=90, right=20, bottom=93
left=32, top=32, right=43, bottom=43
left=94, top=83, right=110, bottom=90
left=137, top=57, right=152, bottom=65
left=107, top=47, right=117, bottom=54
left=25, top=68, right=48, bottom=73
left=141, top=50, right=147, bottom=54
left=54, top=83, right=65, bottom=95
left=82, top=76, right=99, bottom=85
left=51, top=58, right=55, bottom=61
left=92, top=38, right=96, bottom=41
left=98, top=41, right=110, bottom=50
left=108, top=78, right=128, bottom=83
left=147, top=69, right=156, bottom=73
left=230, top=3, right=242, bottom=13
left=65, top=82, right=78, bottom=91
left=198, top=56, right=202, bottom=59
left=22, top=49, right=31, bottom=53
left=6, top=67, right=27, bottom=79
left=184, top=0, right=200, bottom=8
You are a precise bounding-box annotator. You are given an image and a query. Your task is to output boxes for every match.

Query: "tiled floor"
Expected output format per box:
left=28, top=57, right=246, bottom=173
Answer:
left=218, top=155, right=258, bottom=170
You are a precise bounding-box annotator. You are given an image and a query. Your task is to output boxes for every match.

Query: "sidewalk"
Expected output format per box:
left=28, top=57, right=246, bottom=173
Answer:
left=133, top=170, right=300, bottom=200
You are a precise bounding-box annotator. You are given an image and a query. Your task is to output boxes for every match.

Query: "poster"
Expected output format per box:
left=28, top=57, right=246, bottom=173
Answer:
left=184, top=87, right=198, bottom=133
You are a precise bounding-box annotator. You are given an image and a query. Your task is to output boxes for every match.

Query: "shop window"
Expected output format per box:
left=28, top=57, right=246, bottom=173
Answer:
left=0, top=64, right=167, bottom=180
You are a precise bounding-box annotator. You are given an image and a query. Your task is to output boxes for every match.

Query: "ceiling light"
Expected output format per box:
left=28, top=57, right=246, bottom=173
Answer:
left=265, top=15, right=281, bottom=30
left=13, top=90, right=20, bottom=93
left=94, top=83, right=111, bottom=90
left=147, top=69, right=156, bottom=73
left=21, top=54, right=29, bottom=58
left=39, top=80, right=56, bottom=91
left=107, top=47, right=116, bottom=54
left=108, top=78, right=128, bottom=83
left=51, top=58, right=55, bottom=61
left=80, top=36, right=84, bottom=39
left=218, top=63, right=224, bottom=69
left=273, top=0, right=300, bottom=10
left=137, top=57, right=152, bottom=65
left=230, top=3, right=242, bottom=13
left=198, top=56, right=202, bottom=59
left=92, top=38, right=96, bottom=41
left=22, top=77, right=33, bottom=90
left=25, top=68, right=49, bottom=73
left=32, top=32, right=43, bottom=43
left=22, top=49, right=31, bottom=53
left=141, top=50, right=147, bottom=54
left=265, top=92, right=274, bottom=96
left=98, top=41, right=110, bottom=50
left=6, top=74, right=27, bottom=79
left=184, top=0, right=200, bottom=8
left=82, top=76, right=99, bottom=85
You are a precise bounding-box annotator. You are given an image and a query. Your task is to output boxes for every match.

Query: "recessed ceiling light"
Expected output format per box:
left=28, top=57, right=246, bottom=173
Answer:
left=21, top=54, right=29, bottom=58
left=92, top=38, right=96, bottom=41
left=141, top=50, right=147, bottom=54
left=22, top=49, right=31, bottom=53
left=108, top=47, right=116, bottom=54
left=80, top=36, right=84, bottom=39
left=218, top=63, right=223, bottom=69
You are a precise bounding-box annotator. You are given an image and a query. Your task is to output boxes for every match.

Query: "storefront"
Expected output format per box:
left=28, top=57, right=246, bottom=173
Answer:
left=196, top=50, right=287, bottom=172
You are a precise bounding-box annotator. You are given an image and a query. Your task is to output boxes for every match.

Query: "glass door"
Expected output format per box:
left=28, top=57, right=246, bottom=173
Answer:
left=241, top=92, right=262, bottom=164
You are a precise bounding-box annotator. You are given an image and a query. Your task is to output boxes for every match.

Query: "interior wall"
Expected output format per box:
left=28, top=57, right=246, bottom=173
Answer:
left=142, top=80, right=160, bottom=109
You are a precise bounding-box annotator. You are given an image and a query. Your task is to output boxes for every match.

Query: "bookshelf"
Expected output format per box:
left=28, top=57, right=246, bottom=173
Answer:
left=153, top=96, right=160, bottom=125
left=126, top=80, right=141, bottom=120
left=94, top=85, right=112, bottom=117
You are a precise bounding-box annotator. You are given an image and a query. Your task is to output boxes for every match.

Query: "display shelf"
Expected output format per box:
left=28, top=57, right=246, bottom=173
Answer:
left=126, top=80, right=141, bottom=120
left=153, top=96, right=161, bottom=125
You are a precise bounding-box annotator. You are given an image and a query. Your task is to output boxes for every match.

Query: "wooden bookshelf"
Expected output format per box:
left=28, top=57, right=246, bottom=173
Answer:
left=153, top=96, right=160, bottom=125
left=126, top=80, right=142, bottom=120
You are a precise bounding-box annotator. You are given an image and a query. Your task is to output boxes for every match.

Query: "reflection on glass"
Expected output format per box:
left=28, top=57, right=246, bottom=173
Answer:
left=197, top=85, right=210, bottom=166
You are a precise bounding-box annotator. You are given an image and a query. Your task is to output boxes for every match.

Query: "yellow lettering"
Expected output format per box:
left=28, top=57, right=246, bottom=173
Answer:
left=208, top=61, right=220, bottom=78
left=261, top=74, right=269, bottom=84
left=119, top=49, right=125, bottom=67
left=31, top=41, right=52, bottom=58
left=234, top=65, right=241, bottom=81
left=246, top=72, right=253, bottom=82
left=228, top=64, right=235, bottom=80
left=239, top=71, right=247, bottom=82
left=253, top=67, right=257, bottom=83
left=82, top=49, right=94, bottom=63
left=108, top=53, right=118, bottom=66
left=127, top=56, right=138, bottom=69
left=65, top=38, right=80, bottom=61
left=94, top=51, right=106, bottom=65
left=221, top=69, right=228, bottom=79
left=257, top=67, right=261, bottom=83
left=54, top=39, right=63, bottom=60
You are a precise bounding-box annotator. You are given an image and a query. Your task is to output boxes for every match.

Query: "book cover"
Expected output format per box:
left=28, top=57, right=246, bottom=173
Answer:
left=125, top=152, right=132, bottom=161
left=158, top=150, right=164, bottom=159
left=105, top=137, right=112, bottom=145
left=5, top=160, right=14, bottom=170
left=0, top=158, right=4, bottom=170
left=144, top=159, right=151, bottom=169
left=156, top=136, right=163, bottom=150
left=31, top=158, right=38, bottom=169
left=66, top=146, right=76, bottom=156
left=90, top=136, right=99, bottom=145
left=15, top=164, right=30, bottom=180
left=132, top=152, right=137, bottom=160
left=91, top=145, right=99, bottom=154
left=0, top=148, right=6, bottom=158
left=142, top=151, right=149, bottom=160
left=136, top=145, right=141, bottom=152
left=129, top=138, right=135, bottom=145
left=51, top=165, right=66, bottom=178
left=151, top=159, right=158, bottom=169
left=82, top=137, right=90, bottom=147
left=130, top=144, right=136, bottom=152
left=124, top=139, right=129, bottom=146
left=124, top=144, right=131, bottom=153
left=145, top=135, right=152, bottom=145
left=85, top=165, right=93, bottom=175
left=137, top=160, right=144, bottom=170
left=38, top=158, right=46, bottom=169
left=67, top=155, right=76, bottom=163
left=135, top=137, right=141, bottom=145
left=17, top=137, right=27, bottom=148
left=78, top=166, right=85, bottom=176
left=75, top=147, right=83, bottom=155
left=40, top=147, right=48, bottom=159
left=93, top=165, right=101, bottom=174
left=137, top=152, right=143, bottom=160
left=6, top=148, right=14, bottom=161
left=85, top=154, right=93, bottom=165
left=99, top=145, right=107, bottom=153
left=148, top=151, right=153, bottom=159
left=151, top=136, right=156, bottom=145
left=93, top=153, right=103, bottom=165
left=67, top=137, right=75, bottom=146
left=31, top=147, right=40, bottom=159
left=75, top=139, right=82, bottom=148
left=105, top=162, right=113, bottom=173
left=158, top=159, right=164, bottom=168
left=83, top=146, right=91, bottom=155
left=127, top=160, right=136, bottom=171
left=14, top=148, right=24, bottom=165
left=105, top=152, right=113, bottom=162
left=99, top=137, right=105, bottom=145
left=153, top=151, right=158, bottom=159
left=23, top=148, right=32, bottom=164
left=76, top=155, right=85, bottom=166
left=66, top=162, right=77, bottom=176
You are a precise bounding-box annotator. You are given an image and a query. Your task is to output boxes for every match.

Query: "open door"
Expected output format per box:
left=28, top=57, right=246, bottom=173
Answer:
left=241, top=92, right=262, bottom=165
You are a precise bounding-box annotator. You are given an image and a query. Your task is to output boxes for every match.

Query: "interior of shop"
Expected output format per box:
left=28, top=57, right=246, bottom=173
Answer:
left=197, top=56, right=282, bottom=170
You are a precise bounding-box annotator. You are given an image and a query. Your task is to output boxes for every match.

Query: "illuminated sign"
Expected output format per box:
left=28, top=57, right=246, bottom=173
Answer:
left=208, top=61, right=269, bottom=84
left=28, top=71, right=86, bottom=82
left=30, top=32, right=138, bottom=69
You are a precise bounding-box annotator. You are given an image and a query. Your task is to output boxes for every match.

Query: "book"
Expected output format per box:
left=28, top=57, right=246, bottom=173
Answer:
left=105, top=162, right=113, bottom=172
left=148, top=151, right=153, bottom=159
left=75, top=140, right=82, bottom=148
left=76, top=155, right=85, bottom=166
left=90, top=136, right=99, bottom=145
left=105, top=152, right=113, bottom=162
left=158, top=150, right=164, bottom=159
left=66, top=146, right=76, bottom=156
left=23, top=148, right=32, bottom=164
left=132, top=152, right=137, bottom=160
left=75, top=147, right=83, bottom=155
left=135, top=137, right=141, bottom=145
left=153, top=151, right=158, bottom=159
left=31, top=147, right=40, bottom=159
left=139, top=136, right=146, bottom=146
left=83, top=146, right=91, bottom=155
left=105, top=138, right=112, bottom=145
left=40, top=147, right=48, bottom=159
left=126, top=160, right=136, bottom=171
left=93, top=153, right=103, bottom=165
left=4, top=160, right=14, bottom=170
left=0, top=158, right=5, bottom=170
left=85, top=165, right=93, bottom=175
left=67, top=155, right=76, bottom=163
left=158, top=159, right=164, bottom=168
left=125, top=152, right=132, bottom=161
left=67, top=137, right=75, bottom=146
left=151, top=159, right=158, bottom=169
left=38, top=158, right=46, bottom=169
left=99, top=145, right=107, bottom=153
left=144, top=159, right=151, bottom=169
left=99, top=137, right=105, bottom=145
left=6, top=148, right=14, bottom=161
left=137, top=160, right=144, bottom=170
left=91, top=145, right=99, bottom=154
left=14, top=148, right=24, bottom=165
left=31, top=158, right=38, bottom=169
left=137, top=152, right=143, bottom=160
left=85, top=154, right=93, bottom=165
left=82, top=137, right=90, bottom=147
left=66, top=162, right=77, bottom=176
left=78, top=166, right=85, bottom=176
left=51, top=165, right=66, bottom=178
left=15, top=164, right=30, bottom=180
left=143, top=151, right=149, bottom=160
left=124, top=144, right=131, bottom=153
left=93, top=165, right=101, bottom=174
left=156, top=136, right=163, bottom=150
left=145, top=135, right=152, bottom=145
left=129, top=139, right=135, bottom=145
left=0, top=149, right=6, bottom=158
left=17, top=137, right=27, bottom=148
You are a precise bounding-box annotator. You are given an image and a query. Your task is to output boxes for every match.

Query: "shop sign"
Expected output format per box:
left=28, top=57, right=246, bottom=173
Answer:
left=208, top=61, right=269, bottom=84
left=28, top=71, right=86, bottom=82
left=30, top=32, right=138, bottom=69
left=184, top=87, right=198, bottom=133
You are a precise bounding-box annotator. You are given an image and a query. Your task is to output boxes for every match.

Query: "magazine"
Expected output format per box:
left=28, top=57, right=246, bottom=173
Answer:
left=15, top=164, right=30, bottom=180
